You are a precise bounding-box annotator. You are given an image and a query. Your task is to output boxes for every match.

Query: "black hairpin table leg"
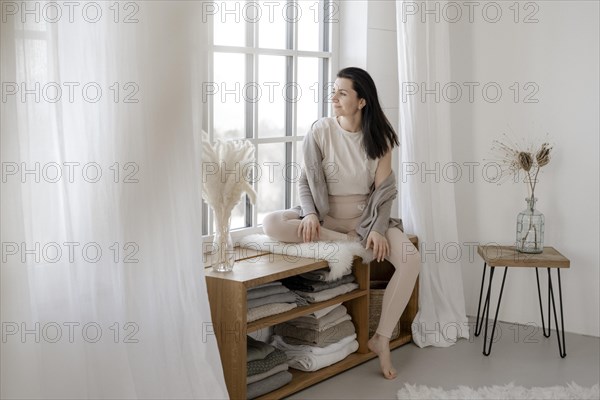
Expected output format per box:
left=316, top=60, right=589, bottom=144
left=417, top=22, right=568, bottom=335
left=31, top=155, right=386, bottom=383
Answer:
left=474, top=262, right=488, bottom=337
left=536, top=268, right=552, bottom=337
left=548, top=268, right=567, bottom=358
left=482, top=266, right=508, bottom=356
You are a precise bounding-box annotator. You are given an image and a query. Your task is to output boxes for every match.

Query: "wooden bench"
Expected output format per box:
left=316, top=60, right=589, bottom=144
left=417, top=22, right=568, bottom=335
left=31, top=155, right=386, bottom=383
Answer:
left=205, top=235, right=419, bottom=399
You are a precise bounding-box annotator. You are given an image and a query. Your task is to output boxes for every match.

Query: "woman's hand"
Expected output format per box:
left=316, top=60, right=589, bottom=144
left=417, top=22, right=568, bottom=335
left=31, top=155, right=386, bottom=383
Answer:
left=366, top=231, right=389, bottom=262
left=297, top=213, right=321, bottom=243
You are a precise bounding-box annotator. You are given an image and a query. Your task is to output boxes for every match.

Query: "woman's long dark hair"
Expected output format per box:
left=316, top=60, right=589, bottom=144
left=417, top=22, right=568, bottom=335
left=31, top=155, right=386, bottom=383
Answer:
left=337, top=67, right=399, bottom=160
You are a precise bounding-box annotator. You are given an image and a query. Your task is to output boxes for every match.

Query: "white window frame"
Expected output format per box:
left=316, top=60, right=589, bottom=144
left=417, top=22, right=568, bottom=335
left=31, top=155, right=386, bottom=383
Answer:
left=202, top=0, right=339, bottom=245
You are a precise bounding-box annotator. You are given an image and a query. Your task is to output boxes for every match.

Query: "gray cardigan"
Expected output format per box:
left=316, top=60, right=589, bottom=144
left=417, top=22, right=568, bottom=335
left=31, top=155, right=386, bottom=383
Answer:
left=290, top=128, right=403, bottom=247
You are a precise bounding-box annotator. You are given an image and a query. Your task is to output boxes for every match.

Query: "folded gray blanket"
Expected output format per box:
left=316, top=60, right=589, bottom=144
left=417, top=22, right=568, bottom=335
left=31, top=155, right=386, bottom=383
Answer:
left=247, top=283, right=290, bottom=300
left=247, top=302, right=297, bottom=323
left=274, top=319, right=356, bottom=348
left=246, top=362, right=289, bottom=385
left=247, top=281, right=282, bottom=291
left=282, top=273, right=355, bottom=292
left=299, top=268, right=334, bottom=282
left=247, top=370, right=292, bottom=400
left=287, top=304, right=348, bottom=330
left=294, top=282, right=359, bottom=303
left=247, top=336, right=275, bottom=362
left=247, top=348, right=287, bottom=376
left=246, top=291, right=307, bottom=310
left=290, top=314, right=352, bottom=332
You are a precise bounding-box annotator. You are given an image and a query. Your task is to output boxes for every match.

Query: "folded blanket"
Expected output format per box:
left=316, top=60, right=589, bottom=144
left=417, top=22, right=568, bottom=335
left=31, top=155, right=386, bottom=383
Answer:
left=247, top=303, right=297, bottom=323
left=246, top=370, right=293, bottom=400
left=290, top=314, right=352, bottom=332
left=299, top=267, right=348, bottom=282
left=247, top=283, right=290, bottom=300
left=311, top=302, right=342, bottom=319
left=247, top=291, right=307, bottom=310
left=247, top=348, right=288, bottom=377
left=281, top=339, right=359, bottom=372
left=248, top=281, right=282, bottom=292
left=246, top=362, right=289, bottom=385
left=247, top=336, right=275, bottom=362
left=274, top=320, right=356, bottom=347
left=290, top=304, right=347, bottom=327
left=282, top=274, right=355, bottom=292
left=271, top=333, right=357, bottom=356
left=294, top=283, right=359, bottom=303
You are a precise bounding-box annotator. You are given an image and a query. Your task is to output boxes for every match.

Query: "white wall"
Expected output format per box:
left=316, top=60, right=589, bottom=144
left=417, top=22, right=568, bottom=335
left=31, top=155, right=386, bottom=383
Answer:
left=339, top=0, right=401, bottom=218
left=450, top=1, right=599, bottom=337
left=340, top=1, right=599, bottom=337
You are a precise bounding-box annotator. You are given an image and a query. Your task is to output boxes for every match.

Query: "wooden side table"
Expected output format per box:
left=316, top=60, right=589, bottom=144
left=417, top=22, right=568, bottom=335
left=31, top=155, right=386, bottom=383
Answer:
left=475, top=245, right=570, bottom=358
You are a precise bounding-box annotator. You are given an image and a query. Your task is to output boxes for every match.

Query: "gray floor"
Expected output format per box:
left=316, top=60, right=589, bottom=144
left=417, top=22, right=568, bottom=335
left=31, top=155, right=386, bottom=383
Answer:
left=285, top=318, right=600, bottom=399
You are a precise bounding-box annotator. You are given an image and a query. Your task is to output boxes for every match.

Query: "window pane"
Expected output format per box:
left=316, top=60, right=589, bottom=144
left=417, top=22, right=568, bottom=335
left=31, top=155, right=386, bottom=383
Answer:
left=213, top=5, right=245, bottom=46
left=258, top=55, right=286, bottom=138
left=292, top=140, right=304, bottom=208
left=213, top=53, right=245, bottom=140
left=257, top=143, right=286, bottom=224
left=296, top=57, right=319, bottom=135
left=229, top=198, right=247, bottom=230
left=298, top=0, right=321, bottom=52
left=258, top=0, right=287, bottom=49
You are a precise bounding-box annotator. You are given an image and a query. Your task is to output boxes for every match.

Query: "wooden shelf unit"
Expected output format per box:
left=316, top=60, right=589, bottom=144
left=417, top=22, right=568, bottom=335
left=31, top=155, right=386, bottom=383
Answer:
left=205, top=236, right=418, bottom=400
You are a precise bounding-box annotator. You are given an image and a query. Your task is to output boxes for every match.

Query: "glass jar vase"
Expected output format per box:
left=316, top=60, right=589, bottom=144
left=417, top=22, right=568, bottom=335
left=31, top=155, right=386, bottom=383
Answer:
left=516, top=197, right=545, bottom=254
left=212, top=217, right=235, bottom=272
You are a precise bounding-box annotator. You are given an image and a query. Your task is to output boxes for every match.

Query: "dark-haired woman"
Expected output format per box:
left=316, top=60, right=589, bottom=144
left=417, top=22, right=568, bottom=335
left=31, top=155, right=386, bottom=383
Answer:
left=262, top=67, right=420, bottom=380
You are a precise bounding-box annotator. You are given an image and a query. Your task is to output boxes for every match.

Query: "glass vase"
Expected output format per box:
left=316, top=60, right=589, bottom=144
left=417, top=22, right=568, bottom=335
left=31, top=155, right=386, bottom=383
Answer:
left=212, top=216, right=235, bottom=272
left=516, top=196, right=545, bottom=254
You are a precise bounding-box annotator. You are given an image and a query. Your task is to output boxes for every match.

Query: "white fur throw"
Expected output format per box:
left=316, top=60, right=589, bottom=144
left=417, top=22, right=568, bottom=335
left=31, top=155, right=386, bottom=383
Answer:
left=397, top=382, right=600, bottom=400
left=238, top=234, right=374, bottom=282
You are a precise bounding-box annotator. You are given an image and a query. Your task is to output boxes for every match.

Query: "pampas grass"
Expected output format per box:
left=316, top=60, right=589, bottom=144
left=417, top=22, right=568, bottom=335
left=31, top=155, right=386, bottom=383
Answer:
left=201, top=131, right=257, bottom=227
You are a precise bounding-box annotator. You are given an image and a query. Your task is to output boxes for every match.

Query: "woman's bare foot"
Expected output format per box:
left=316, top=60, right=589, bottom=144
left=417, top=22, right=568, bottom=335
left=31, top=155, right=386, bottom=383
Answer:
left=368, top=333, right=397, bottom=380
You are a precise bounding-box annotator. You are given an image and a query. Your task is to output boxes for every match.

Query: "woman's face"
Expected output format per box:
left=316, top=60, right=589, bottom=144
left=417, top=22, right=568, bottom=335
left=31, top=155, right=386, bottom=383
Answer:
left=332, top=77, right=366, bottom=118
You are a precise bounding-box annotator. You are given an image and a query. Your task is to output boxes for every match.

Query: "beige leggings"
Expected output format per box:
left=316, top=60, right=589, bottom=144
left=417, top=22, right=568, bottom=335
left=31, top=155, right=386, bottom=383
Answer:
left=262, top=195, right=421, bottom=339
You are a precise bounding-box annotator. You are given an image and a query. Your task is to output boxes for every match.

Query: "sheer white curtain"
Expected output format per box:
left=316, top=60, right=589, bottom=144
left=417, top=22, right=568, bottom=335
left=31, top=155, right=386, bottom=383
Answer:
left=396, top=1, right=470, bottom=347
left=1, top=2, right=227, bottom=398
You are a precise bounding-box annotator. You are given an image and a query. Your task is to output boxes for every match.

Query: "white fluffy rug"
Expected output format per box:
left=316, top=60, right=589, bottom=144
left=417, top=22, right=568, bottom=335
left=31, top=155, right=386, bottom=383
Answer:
left=397, top=382, right=600, bottom=400
left=238, top=234, right=374, bottom=281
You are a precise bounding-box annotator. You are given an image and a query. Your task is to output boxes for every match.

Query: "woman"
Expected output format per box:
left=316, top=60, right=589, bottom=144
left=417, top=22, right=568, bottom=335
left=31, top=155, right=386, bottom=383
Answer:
left=262, top=67, right=420, bottom=380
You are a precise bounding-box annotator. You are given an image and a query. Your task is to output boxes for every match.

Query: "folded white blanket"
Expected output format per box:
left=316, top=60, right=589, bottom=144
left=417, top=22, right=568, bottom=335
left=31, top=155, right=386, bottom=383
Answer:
left=247, top=303, right=297, bottom=323
left=270, top=333, right=357, bottom=356
left=294, top=283, right=359, bottom=303
left=273, top=337, right=359, bottom=372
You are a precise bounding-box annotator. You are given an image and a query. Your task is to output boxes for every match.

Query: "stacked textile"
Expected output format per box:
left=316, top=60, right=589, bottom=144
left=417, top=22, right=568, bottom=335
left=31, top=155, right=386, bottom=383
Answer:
left=246, top=336, right=291, bottom=399
left=282, top=269, right=359, bottom=303
left=247, top=282, right=308, bottom=323
left=271, top=304, right=359, bottom=371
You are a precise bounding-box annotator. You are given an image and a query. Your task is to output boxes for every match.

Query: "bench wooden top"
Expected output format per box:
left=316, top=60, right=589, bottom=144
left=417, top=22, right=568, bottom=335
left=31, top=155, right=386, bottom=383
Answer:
left=477, top=245, right=570, bottom=268
left=204, top=252, right=332, bottom=288
left=203, top=234, right=419, bottom=286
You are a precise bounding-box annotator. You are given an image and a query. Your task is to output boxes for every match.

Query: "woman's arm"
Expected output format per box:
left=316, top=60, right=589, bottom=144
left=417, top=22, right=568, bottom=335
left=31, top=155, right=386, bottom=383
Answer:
left=298, top=169, right=318, bottom=217
left=374, top=149, right=393, bottom=189
left=366, top=148, right=393, bottom=261
left=297, top=127, right=327, bottom=242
